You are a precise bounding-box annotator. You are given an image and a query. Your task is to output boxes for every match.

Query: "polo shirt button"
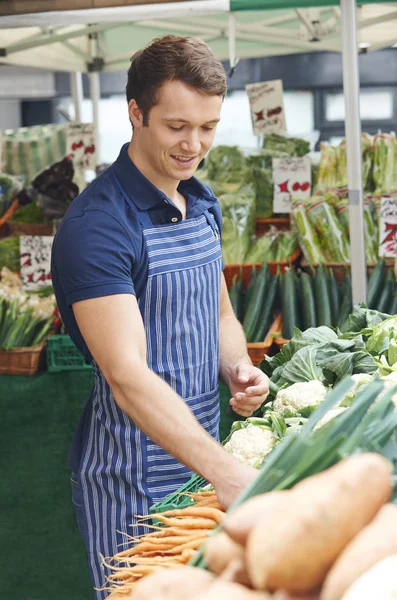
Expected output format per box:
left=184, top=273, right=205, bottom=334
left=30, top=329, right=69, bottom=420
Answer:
left=171, top=217, right=178, bottom=223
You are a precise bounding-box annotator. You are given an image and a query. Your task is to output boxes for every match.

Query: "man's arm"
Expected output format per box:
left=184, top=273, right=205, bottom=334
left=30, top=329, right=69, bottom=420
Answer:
left=219, top=275, right=270, bottom=417
left=73, top=293, right=256, bottom=508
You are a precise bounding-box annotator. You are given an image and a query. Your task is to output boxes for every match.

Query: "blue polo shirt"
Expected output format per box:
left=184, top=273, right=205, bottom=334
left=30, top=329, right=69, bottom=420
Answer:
left=51, top=143, right=222, bottom=362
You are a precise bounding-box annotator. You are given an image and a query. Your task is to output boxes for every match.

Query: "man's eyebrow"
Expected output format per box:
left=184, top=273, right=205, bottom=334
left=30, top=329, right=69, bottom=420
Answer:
left=163, top=118, right=220, bottom=124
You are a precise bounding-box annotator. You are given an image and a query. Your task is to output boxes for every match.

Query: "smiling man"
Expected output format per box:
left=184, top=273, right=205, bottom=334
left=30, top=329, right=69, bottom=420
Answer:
left=51, top=35, right=269, bottom=598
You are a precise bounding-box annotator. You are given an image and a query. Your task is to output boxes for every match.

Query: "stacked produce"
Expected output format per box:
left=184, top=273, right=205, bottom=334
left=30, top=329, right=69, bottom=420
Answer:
left=244, top=227, right=298, bottom=264
left=0, top=236, right=20, bottom=272
left=199, top=135, right=311, bottom=225
left=0, top=267, right=56, bottom=349
left=292, top=191, right=386, bottom=265
left=104, top=490, right=225, bottom=597
left=106, top=375, right=397, bottom=599
left=229, top=263, right=279, bottom=342
left=315, top=132, right=397, bottom=195
left=279, top=261, right=397, bottom=339
left=219, top=185, right=255, bottom=265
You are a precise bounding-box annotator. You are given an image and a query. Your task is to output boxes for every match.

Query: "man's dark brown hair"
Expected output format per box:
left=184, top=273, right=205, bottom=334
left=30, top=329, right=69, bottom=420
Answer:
left=126, top=35, right=227, bottom=126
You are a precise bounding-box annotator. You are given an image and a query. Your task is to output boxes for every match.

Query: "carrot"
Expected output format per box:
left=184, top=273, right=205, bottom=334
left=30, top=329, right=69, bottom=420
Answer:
left=150, top=506, right=224, bottom=523
left=153, top=515, right=217, bottom=529
left=321, top=503, right=397, bottom=600
left=246, top=453, right=392, bottom=593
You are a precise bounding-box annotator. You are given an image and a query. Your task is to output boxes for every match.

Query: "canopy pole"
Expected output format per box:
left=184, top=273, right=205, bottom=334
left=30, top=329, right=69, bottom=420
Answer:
left=89, top=71, right=100, bottom=165
left=340, top=0, right=367, bottom=304
left=70, top=71, right=83, bottom=122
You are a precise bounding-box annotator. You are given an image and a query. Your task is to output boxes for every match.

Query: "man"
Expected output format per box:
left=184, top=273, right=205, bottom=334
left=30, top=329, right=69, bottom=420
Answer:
left=51, top=35, right=269, bottom=597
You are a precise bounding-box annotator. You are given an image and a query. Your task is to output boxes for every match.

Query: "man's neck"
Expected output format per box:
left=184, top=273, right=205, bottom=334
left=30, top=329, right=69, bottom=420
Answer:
left=128, top=140, right=179, bottom=201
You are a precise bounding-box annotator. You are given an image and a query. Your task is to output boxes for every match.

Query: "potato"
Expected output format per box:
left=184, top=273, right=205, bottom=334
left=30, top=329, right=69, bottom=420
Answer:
left=341, top=555, right=397, bottom=599
left=222, top=491, right=290, bottom=546
left=246, top=453, right=392, bottom=593
left=128, top=566, right=215, bottom=599
left=321, top=504, right=397, bottom=600
left=192, top=580, right=272, bottom=600
left=204, top=532, right=250, bottom=585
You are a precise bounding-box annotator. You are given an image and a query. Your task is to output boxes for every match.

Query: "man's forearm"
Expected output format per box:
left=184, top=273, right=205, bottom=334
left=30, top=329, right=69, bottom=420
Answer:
left=110, top=364, right=236, bottom=488
left=219, top=313, right=252, bottom=386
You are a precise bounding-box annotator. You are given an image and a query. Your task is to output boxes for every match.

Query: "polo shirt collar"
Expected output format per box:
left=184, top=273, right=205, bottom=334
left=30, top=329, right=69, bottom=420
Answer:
left=113, top=143, right=217, bottom=211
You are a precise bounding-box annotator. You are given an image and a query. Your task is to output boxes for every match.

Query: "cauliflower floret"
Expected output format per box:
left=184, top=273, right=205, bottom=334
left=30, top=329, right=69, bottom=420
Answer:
left=341, top=373, right=373, bottom=407
left=224, top=426, right=277, bottom=468
left=314, top=407, right=347, bottom=431
left=273, top=380, right=327, bottom=413
left=379, top=372, right=397, bottom=409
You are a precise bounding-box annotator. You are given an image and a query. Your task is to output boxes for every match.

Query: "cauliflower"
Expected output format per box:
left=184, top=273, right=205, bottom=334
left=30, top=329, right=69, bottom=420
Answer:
left=314, top=407, right=347, bottom=431
left=379, top=371, right=397, bottom=409
left=340, top=373, right=373, bottom=407
left=273, top=380, right=328, bottom=414
left=224, top=426, right=277, bottom=468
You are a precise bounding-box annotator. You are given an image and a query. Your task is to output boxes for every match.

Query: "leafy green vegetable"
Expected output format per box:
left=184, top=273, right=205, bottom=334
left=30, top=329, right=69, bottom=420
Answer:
left=206, top=146, right=246, bottom=183
left=12, top=202, right=48, bottom=224
left=0, top=237, right=20, bottom=272
left=219, top=185, right=255, bottom=265
left=262, top=133, right=310, bottom=157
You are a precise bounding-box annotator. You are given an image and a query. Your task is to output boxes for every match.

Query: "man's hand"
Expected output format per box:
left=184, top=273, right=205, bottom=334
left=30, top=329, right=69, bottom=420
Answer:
left=228, top=363, right=270, bottom=417
left=213, top=461, right=258, bottom=510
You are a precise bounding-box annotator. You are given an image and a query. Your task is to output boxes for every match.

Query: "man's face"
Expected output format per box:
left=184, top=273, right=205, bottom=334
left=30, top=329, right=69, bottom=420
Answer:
left=129, top=80, right=223, bottom=182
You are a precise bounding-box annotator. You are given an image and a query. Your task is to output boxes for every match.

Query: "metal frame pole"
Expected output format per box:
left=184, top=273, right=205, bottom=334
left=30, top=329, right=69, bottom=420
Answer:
left=340, top=0, right=367, bottom=304
left=70, top=71, right=83, bottom=122
left=88, top=71, right=100, bottom=165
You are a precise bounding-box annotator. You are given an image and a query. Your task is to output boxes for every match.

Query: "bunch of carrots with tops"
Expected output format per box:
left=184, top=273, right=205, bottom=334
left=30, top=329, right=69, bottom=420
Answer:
left=104, top=491, right=225, bottom=598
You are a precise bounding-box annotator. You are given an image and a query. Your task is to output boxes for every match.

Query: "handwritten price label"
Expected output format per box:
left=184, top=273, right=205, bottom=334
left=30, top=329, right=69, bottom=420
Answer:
left=66, top=123, right=96, bottom=171
left=379, top=197, right=397, bottom=257
left=245, top=80, right=286, bottom=136
left=272, top=157, right=311, bottom=214
left=20, top=236, right=54, bottom=291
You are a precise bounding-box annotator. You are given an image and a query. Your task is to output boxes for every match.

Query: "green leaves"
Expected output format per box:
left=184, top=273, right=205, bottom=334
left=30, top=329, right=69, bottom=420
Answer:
left=0, top=296, right=52, bottom=349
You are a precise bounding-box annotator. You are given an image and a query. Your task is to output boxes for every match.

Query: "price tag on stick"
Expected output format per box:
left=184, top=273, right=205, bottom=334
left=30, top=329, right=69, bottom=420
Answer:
left=66, top=122, right=97, bottom=171
left=245, top=79, right=286, bottom=136
left=272, top=157, right=311, bottom=214
left=379, top=196, right=397, bottom=257
left=20, top=235, right=54, bottom=291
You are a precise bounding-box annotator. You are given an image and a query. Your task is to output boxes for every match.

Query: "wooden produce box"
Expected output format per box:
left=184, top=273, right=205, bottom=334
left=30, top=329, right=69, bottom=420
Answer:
left=224, top=248, right=301, bottom=290
left=255, top=216, right=291, bottom=236
left=247, top=313, right=282, bottom=366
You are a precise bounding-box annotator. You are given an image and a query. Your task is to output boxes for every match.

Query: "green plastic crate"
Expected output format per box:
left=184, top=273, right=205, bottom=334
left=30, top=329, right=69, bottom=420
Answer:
left=46, top=334, right=92, bottom=372
left=150, top=473, right=207, bottom=516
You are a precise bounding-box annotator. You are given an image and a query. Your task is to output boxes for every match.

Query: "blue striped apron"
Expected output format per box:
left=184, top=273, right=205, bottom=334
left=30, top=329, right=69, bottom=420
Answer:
left=74, top=189, right=223, bottom=598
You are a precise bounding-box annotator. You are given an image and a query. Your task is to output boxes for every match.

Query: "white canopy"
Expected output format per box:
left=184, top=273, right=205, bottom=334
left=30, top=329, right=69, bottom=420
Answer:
left=0, top=2, right=397, bottom=72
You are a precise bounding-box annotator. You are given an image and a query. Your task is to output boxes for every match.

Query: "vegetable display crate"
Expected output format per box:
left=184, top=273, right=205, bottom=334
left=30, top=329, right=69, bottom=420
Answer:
left=150, top=473, right=206, bottom=517
left=224, top=248, right=301, bottom=290
left=46, top=334, right=91, bottom=372
left=255, top=216, right=291, bottom=236
left=247, top=312, right=282, bottom=366
left=300, top=258, right=396, bottom=285
left=0, top=341, right=46, bottom=376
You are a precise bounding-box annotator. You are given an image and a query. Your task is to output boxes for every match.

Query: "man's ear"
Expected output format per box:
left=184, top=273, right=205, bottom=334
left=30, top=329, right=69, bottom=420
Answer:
left=128, top=99, right=143, bottom=128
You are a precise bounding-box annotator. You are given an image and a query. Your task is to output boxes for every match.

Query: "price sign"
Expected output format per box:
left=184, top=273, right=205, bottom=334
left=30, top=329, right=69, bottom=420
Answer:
left=379, top=196, right=397, bottom=257
left=66, top=122, right=96, bottom=171
left=20, top=235, right=54, bottom=291
left=272, top=157, right=311, bottom=214
left=245, top=79, right=286, bottom=136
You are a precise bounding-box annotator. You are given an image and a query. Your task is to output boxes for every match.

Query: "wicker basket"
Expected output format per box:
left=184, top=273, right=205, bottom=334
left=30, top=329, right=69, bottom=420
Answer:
left=5, top=222, right=54, bottom=237
left=0, top=341, right=46, bottom=376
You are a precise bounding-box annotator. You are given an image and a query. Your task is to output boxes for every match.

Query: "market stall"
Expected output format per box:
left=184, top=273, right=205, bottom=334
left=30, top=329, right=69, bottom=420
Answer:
left=1, top=2, right=397, bottom=600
